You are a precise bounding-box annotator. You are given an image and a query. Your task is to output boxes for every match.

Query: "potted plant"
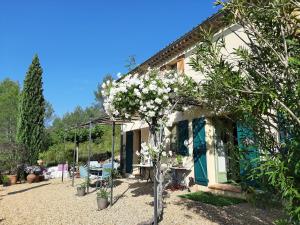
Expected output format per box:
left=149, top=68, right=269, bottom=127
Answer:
left=96, top=188, right=109, bottom=210
left=2, top=175, right=10, bottom=186
left=25, top=166, right=42, bottom=183
left=77, top=182, right=87, bottom=196
left=8, top=168, right=17, bottom=185
left=176, top=155, right=183, bottom=167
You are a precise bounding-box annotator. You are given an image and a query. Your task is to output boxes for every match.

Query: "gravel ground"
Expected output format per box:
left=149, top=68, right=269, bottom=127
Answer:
left=0, top=178, right=282, bottom=225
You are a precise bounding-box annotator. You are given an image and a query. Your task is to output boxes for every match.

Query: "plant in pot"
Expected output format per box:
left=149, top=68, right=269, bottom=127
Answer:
left=8, top=168, right=17, bottom=185
left=25, top=166, right=41, bottom=183
left=176, top=155, right=183, bottom=167
left=96, top=187, right=109, bottom=210
left=2, top=175, right=10, bottom=186
left=77, top=182, right=87, bottom=196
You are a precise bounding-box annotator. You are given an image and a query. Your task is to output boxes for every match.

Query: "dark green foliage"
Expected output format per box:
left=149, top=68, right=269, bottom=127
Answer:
left=1, top=175, right=10, bottom=186
left=179, top=191, right=246, bottom=206
left=16, top=55, right=45, bottom=165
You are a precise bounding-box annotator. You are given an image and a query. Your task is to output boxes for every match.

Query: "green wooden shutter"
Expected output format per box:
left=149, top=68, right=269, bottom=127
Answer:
left=236, top=123, right=259, bottom=178
left=125, top=131, right=133, bottom=173
left=193, top=117, right=208, bottom=186
left=177, top=120, right=189, bottom=156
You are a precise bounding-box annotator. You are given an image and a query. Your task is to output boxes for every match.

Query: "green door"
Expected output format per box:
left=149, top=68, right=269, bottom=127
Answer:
left=125, top=131, right=133, bottom=173
left=193, top=117, right=208, bottom=186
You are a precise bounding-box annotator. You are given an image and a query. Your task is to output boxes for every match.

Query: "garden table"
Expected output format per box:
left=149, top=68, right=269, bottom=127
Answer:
left=133, top=164, right=153, bottom=182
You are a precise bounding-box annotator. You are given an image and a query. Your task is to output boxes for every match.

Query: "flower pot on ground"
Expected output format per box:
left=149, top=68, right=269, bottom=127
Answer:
left=34, top=175, right=40, bottom=182
left=77, top=182, right=87, bottom=196
left=97, top=188, right=109, bottom=210
left=27, top=174, right=36, bottom=184
left=38, top=175, right=44, bottom=182
left=8, top=175, right=17, bottom=185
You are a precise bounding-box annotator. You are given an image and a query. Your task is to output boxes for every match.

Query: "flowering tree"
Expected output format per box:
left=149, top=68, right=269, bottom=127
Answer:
left=102, top=69, right=197, bottom=224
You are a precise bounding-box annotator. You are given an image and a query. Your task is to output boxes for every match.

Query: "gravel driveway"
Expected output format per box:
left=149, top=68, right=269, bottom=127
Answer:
left=0, top=179, right=282, bottom=225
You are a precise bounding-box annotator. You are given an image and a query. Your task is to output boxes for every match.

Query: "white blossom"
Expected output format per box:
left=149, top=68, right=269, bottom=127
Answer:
left=154, top=98, right=162, bottom=105
left=148, top=111, right=155, bottom=117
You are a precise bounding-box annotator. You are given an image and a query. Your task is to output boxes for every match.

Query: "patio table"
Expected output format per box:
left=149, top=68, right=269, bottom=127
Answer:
left=133, top=164, right=153, bottom=182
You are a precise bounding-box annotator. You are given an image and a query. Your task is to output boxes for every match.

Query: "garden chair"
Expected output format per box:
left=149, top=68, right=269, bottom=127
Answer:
left=95, top=163, right=113, bottom=190
left=79, top=165, right=88, bottom=178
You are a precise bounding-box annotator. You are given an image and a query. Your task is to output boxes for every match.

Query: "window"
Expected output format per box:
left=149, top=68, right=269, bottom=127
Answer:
left=164, top=55, right=185, bottom=74
left=176, top=58, right=184, bottom=74
left=169, top=120, right=189, bottom=156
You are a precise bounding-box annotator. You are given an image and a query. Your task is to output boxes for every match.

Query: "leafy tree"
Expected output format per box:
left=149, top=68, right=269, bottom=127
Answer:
left=0, top=79, right=20, bottom=143
left=17, top=55, right=46, bottom=165
left=190, top=0, right=300, bottom=223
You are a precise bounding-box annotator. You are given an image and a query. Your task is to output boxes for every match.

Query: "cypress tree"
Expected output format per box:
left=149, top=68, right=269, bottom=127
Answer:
left=17, top=54, right=45, bottom=165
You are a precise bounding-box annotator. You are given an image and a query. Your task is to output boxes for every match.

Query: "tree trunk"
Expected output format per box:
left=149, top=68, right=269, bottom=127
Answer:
left=139, top=124, right=165, bottom=225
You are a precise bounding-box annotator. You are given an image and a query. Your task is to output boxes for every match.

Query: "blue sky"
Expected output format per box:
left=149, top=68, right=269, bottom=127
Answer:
left=0, top=0, right=217, bottom=117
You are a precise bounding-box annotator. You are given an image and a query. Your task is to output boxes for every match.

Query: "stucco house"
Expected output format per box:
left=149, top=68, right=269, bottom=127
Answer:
left=119, top=12, right=256, bottom=192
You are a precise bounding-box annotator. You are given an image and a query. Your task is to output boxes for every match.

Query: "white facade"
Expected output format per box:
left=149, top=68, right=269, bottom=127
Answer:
left=121, top=23, right=248, bottom=188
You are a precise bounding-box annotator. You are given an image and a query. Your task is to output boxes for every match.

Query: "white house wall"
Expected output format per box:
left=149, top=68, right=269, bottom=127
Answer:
left=121, top=24, right=248, bottom=186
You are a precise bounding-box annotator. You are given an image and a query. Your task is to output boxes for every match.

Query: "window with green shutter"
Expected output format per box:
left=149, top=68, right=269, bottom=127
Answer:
left=177, top=120, right=189, bottom=156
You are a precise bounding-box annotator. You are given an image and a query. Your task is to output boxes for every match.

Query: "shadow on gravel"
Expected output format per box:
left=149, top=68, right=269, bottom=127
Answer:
left=8, top=183, right=50, bottom=195
left=113, top=186, right=130, bottom=205
left=173, top=197, right=282, bottom=225
left=0, top=218, right=5, bottom=224
left=129, top=182, right=153, bottom=197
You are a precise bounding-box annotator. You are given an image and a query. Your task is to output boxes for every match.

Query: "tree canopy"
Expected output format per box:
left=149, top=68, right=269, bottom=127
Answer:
left=0, top=79, right=20, bottom=143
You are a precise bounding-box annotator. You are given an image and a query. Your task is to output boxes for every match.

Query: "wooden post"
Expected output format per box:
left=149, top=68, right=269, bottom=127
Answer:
left=87, top=121, right=92, bottom=193
left=62, top=133, right=66, bottom=183
left=72, top=130, right=77, bottom=187
left=61, top=163, right=64, bottom=182
left=110, top=121, right=115, bottom=207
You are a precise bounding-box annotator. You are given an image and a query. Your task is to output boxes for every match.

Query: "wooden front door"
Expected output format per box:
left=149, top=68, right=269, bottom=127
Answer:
left=193, top=117, right=208, bottom=186
left=125, top=131, right=133, bottom=173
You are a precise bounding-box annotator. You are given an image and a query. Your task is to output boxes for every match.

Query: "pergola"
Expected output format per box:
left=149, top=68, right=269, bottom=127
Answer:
left=69, top=114, right=139, bottom=206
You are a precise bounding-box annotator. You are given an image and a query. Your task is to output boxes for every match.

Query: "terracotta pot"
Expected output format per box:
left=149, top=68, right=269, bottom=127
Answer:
left=34, top=175, right=40, bottom=182
left=77, top=187, right=86, bottom=196
left=97, top=197, right=108, bottom=210
left=8, top=175, right=17, bottom=185
left=38, top=175, right=44, bottom=182
left=27, top=174, right=36, bottom=184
